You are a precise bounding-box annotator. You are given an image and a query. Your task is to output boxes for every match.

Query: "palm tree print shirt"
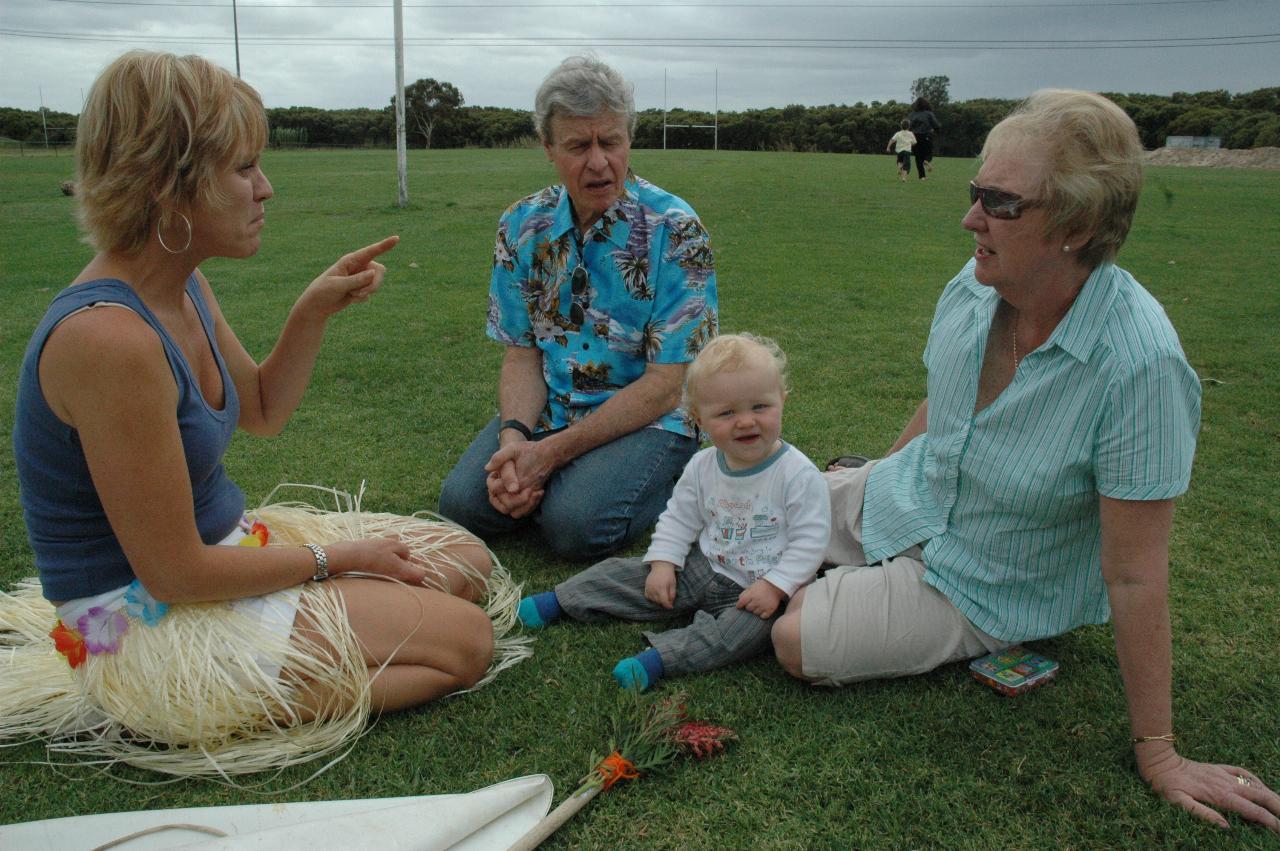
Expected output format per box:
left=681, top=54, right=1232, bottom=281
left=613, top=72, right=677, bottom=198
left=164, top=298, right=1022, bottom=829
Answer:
left=487, top=176, right=718, bottom=437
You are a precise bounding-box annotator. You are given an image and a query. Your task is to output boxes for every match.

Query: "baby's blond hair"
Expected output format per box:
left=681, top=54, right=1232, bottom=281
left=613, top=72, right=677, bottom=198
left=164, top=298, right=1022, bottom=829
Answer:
left=684, top=333, right=788, bottom=410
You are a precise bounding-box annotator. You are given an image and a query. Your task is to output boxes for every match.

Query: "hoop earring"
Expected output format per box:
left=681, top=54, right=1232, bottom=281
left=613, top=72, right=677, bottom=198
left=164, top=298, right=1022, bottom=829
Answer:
left=157, top=211, right=193, bottom=254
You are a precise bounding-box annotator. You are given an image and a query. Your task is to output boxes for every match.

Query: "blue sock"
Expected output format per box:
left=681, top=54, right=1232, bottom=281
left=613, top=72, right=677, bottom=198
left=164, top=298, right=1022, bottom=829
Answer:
left=612, top=648, right=665, bottom=691
left=517, top=591, right=561, bottom=628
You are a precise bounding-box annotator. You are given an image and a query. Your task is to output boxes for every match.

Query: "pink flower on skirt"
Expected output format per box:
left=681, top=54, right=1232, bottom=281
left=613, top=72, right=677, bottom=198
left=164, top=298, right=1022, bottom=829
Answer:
left=76, top=606, right=129, bottom=655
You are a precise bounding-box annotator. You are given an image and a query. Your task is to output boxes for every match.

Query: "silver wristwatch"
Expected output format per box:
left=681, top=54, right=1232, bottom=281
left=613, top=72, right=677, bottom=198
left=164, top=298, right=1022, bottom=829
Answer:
left=304, top=543, right=329, bottom=581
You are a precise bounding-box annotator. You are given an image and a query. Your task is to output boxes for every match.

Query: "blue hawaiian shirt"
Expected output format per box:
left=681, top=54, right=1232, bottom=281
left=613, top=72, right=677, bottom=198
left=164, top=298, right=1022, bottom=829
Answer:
left=486, top=176, right=718, bottom=437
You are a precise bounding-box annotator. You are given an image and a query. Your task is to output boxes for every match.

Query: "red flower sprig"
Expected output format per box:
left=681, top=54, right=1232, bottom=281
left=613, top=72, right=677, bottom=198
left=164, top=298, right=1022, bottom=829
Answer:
left=510, top=691, right=739, bottom=851
left=671, top=720, right=739, bottom=759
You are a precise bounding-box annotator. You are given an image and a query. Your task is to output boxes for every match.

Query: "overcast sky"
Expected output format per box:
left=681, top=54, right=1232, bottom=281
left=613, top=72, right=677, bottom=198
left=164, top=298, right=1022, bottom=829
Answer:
left=4, top=0, right=1278, bottom=116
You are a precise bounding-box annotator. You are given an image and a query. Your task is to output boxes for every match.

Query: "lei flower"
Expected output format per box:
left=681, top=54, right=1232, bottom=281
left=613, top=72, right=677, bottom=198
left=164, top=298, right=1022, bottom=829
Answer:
left=124, top=579, right=169, bottom=626
left=238, top=520, right=270, bottom=547
left=77, top=606, right=129, bottom=655
left=50, top=620, right=87, bottom=669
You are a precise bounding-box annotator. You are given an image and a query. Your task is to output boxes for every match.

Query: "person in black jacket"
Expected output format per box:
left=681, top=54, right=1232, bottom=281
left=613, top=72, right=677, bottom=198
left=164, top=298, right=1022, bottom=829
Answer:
left=907, top=97, right=942, bottom=179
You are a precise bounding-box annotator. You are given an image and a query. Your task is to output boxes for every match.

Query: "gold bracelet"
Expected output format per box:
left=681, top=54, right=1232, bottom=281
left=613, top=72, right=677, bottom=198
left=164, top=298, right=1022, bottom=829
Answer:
left=1131, top=733, right=1176, bottom=745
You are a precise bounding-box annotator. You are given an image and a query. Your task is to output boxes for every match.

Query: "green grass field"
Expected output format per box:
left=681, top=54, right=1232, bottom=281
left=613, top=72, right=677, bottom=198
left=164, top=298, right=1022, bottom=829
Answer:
left=1, top=147, right=1278, bottom=848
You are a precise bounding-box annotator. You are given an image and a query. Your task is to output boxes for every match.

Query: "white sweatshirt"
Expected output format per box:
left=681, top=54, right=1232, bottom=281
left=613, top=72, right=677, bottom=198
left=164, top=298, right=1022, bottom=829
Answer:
left=643, top=442, right=831, bottom=596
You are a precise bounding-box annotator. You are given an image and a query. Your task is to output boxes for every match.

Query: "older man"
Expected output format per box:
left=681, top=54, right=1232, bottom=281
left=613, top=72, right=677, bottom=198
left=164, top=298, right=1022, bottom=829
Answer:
left=439, top=55, right=718, bottom=561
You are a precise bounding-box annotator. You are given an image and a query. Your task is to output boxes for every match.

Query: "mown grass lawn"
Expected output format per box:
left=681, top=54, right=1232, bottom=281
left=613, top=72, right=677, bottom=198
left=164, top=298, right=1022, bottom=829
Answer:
left=1, top=146, right=1277, bottom=848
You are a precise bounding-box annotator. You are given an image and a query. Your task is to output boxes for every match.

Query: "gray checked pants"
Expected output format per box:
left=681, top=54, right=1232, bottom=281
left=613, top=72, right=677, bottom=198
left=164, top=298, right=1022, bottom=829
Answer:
left=554, top=546, right=777, bottom=677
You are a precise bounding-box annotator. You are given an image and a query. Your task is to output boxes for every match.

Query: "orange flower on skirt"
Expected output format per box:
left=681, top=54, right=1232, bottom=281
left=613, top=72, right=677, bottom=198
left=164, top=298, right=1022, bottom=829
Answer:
left=238, top=521, right=270, bottom=547
left=50, top=620, right=87, bottom=669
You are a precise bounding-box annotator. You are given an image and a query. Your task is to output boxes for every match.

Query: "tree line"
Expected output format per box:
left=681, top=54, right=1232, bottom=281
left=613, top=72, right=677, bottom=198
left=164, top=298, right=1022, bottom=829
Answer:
left=4, top=85, right=1277, bottom=155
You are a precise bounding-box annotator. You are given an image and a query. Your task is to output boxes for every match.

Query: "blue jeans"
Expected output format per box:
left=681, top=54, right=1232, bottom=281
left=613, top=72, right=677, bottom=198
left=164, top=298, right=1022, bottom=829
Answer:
left=438, top=416, right=697, bottom=562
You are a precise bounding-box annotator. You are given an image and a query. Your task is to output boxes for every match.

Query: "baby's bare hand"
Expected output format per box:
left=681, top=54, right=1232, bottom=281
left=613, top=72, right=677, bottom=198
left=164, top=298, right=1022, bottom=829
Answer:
left=645, top=562, right=678, bottom=609
left=736, top=579, right=785, bottom=619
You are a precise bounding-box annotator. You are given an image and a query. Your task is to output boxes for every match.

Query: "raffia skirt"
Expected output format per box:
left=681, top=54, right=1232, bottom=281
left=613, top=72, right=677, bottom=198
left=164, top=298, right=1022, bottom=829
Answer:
left=0, top=487, right=531, bottom=781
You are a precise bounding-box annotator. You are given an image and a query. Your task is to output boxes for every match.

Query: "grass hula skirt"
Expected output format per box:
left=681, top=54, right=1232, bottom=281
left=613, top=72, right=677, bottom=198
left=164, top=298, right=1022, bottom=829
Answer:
left=0, top=484, right=531, bottom=783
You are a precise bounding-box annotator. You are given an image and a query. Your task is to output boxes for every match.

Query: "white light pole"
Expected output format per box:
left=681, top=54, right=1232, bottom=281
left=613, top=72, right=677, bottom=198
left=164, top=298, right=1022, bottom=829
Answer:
left=393, top=0, right=408, bottom=206
left=39, top=87, right=49, bottom=149
left=662, top=69, right=667, bottom=150
left=231, top=0, right=241, bottom=77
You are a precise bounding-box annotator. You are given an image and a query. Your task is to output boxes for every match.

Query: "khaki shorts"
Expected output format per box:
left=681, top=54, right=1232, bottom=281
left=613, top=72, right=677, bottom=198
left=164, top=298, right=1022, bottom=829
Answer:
left=800, top=462, right=1006, bottom=686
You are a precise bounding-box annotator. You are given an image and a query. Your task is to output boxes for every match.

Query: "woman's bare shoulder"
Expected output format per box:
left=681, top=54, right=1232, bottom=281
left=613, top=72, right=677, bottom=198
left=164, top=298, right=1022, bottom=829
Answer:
left=40, top=304, right=172, bottom=418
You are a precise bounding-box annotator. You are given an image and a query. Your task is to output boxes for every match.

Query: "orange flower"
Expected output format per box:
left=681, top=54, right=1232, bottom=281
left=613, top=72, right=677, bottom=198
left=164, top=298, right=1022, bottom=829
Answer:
left=594, top=751, right=639, bottom=790
left=238, top=521, right=270, bottom=547
left=50, top=620, right=87, bottom=669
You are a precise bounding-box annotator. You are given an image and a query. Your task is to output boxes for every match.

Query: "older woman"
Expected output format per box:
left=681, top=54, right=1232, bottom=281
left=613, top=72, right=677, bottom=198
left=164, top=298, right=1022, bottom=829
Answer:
left=773, top=90, right=1279, bottom=830
left=439, top=55, right=718, bottom=562
left=0, top=51, right=523, bottom=778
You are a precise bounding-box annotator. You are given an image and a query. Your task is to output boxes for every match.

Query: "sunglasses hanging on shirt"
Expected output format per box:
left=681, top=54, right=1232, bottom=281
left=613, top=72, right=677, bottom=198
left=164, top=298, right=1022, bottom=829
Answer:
left=569, top=230, right=591, bottom=328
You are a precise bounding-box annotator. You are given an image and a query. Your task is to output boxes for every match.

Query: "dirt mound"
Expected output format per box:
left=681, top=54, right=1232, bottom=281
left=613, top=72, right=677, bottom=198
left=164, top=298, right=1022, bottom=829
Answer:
left=1145, top=147, right=1280, bottom=170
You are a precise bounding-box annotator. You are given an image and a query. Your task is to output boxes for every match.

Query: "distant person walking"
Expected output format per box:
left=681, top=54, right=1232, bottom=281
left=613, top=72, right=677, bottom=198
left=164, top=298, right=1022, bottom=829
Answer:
left=886, top=120, right=917, bottom=182
left=908, top=97, right=942, bottom=180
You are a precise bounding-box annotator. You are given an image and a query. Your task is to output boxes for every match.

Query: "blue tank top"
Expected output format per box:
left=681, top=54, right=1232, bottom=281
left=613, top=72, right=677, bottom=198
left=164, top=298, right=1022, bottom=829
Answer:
left=14, top=277, right=245, bottom=601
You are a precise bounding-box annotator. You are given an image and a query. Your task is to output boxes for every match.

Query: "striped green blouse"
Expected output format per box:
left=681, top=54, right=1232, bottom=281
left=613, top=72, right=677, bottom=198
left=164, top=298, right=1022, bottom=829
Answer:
left=862, top=260, right=1201, bottom=642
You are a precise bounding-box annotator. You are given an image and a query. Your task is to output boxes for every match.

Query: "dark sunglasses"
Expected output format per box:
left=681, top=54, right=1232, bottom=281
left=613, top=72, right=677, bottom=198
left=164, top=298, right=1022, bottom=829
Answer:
left=569, top=265, right=589, bottom=326
left=969, top=181, right=1042, bottom=220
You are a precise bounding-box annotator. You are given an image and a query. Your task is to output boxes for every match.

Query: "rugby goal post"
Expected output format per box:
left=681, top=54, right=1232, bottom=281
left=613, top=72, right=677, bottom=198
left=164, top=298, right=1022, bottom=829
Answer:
left=663, top=68, right=719, bottom=151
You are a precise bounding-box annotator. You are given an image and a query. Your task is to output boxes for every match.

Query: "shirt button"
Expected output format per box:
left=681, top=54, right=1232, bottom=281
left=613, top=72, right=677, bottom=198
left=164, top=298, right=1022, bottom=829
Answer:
left=582, top=343, right=589, bottom=350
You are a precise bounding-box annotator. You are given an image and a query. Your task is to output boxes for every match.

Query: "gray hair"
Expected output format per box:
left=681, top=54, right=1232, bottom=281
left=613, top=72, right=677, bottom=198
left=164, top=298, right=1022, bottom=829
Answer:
left=534, top=55, right=636, bottom=143
left=982, top=89, right=1144, bottom=268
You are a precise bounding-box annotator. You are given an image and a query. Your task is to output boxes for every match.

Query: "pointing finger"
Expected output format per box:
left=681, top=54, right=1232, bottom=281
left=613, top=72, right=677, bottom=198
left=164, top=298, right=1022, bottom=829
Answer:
left=344, top=235, right=400, bottom=270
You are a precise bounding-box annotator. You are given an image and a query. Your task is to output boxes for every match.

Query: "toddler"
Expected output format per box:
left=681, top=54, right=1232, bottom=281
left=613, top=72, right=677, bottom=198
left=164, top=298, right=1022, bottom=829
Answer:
left=517, top=333, right=831, bottom=690
left=886, top=120, right=917, bottom=182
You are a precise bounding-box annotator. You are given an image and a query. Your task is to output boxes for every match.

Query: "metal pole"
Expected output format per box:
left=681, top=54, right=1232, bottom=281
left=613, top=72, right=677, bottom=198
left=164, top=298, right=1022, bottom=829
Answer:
left=39, top=87, right=49, bottom=149
left=662, top=68, right=667, bottom=151
left=232, top=0, right=241, bottom=77
left=393, top=0, right=408, bottom=206
left=714, top=67, right=719, bottom=151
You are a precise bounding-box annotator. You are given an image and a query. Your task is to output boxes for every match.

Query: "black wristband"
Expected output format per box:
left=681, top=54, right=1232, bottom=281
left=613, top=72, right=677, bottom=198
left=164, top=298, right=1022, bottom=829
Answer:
left=500, top=419, right=533, bottom=440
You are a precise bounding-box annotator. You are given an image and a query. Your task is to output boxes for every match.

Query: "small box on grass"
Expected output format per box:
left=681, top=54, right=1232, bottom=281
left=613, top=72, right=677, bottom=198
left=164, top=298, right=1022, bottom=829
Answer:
left=969, top=646, right=1059, bottom=696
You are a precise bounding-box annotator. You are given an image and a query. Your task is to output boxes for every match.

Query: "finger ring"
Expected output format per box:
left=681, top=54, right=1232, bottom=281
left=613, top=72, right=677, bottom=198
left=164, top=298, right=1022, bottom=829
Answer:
left=1236, top=775, right=1252, bottom=787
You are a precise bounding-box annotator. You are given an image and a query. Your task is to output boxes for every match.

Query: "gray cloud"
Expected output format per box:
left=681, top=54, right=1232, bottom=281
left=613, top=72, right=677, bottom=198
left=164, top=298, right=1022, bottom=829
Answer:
left=4, top=0, right=1277, bottom=114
